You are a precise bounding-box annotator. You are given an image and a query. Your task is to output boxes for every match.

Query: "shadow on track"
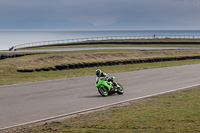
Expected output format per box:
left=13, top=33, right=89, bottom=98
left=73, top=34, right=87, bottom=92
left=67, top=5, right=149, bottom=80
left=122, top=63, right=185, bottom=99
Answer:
left=81, top=95, right=102, bottom=98
left=81, top=93, right=122, bottom=98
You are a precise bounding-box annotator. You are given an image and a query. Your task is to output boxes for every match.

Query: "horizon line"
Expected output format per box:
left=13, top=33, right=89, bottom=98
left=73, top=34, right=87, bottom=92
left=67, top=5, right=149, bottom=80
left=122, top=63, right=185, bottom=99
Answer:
left=0, top=29, right=200, bottom=31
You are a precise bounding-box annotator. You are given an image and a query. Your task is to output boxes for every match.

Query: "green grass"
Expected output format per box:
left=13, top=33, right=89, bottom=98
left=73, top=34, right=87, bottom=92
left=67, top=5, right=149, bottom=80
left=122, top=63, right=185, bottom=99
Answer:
left=2, top=49, right=200, bottom=69
left=18, top=44, right=200, bottom=50
left=17, top=39, right=200, bottom=50
left=1, top=49, right=200, bottom=85
left=1, top=59, right=200, bottom=85
left=22, top=87, right=200, bottom=133
left=2, top=45, right=200, bottom=132
left=19, top=43, right=200, bottom=50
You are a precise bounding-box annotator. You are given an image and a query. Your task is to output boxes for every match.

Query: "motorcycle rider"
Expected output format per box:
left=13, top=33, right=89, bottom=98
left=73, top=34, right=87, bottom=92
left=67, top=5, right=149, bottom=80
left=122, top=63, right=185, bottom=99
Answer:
left=96, top=69, right=118, bottom=87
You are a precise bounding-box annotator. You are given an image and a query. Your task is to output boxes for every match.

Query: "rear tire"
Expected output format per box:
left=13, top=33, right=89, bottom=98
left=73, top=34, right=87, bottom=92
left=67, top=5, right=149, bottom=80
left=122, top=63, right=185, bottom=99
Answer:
left=117, top=83, right=124, bottom=95
left=98, top=86, right=108, bottom=97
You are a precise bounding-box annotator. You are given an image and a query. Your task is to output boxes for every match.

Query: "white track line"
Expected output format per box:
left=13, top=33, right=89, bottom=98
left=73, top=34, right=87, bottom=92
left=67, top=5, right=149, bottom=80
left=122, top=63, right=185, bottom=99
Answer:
left=0, top=84, right=200, bottom=131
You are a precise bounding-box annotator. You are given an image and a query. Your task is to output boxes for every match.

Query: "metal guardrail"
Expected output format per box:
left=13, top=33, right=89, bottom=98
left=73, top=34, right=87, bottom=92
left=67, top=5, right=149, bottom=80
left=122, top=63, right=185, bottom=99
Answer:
left=13, top=35, right=200, bottom=49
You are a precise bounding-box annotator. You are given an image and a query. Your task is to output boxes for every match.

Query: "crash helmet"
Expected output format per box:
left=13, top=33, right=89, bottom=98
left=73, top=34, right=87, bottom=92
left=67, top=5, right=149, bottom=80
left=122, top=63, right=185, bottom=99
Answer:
left=96, top=69, right=101, bottom=76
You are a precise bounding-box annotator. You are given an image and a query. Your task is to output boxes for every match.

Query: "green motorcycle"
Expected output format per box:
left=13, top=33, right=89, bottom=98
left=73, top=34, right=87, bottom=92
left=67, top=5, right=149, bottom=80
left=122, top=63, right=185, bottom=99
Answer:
left=95, top=77, right=124, bottom=97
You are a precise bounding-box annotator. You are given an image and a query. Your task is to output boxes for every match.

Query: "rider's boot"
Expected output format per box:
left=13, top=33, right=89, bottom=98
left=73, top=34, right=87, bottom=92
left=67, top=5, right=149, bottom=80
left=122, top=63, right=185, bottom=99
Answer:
left=113, top=82, right=120, bottom=88
left=112, top=82, right=117, bottom=87
left=116, top=82, right=121, bottom=88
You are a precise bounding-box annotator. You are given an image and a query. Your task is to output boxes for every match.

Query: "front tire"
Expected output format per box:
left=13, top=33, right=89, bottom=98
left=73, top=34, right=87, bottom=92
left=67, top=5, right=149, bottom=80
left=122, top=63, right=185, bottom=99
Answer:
left=98, top=86, right=108, bottom=97
left=117, top=83, right=124, bottom=95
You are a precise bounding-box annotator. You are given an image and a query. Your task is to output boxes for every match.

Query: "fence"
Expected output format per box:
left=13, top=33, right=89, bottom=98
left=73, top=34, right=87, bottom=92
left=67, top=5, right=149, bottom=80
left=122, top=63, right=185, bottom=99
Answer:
left=14, top=35, right=200, bottom=50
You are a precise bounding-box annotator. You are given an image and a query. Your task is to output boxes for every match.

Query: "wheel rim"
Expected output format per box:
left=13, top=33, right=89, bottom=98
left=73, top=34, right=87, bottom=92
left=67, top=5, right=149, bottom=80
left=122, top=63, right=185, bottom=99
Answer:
left=118, top=85, right=124, bottom=93
left=100, top=87, right=108, bottom=96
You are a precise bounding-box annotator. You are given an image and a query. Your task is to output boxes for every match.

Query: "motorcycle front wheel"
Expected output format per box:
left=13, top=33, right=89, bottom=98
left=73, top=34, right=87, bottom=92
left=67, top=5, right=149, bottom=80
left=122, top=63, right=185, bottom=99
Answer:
left=98, top=86, right=108, bottom=97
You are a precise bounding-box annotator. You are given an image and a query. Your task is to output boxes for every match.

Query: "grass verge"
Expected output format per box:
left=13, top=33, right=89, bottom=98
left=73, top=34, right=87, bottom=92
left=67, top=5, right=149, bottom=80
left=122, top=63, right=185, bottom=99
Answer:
left=0, top=50, right=200, bottom=85
left=1, top=59, right=200, bottom=85
left=18, top=39, right=200, bottom=50
left=1, top=49, right=200, bottom=85
left=20, top=86, right=200, bottom=133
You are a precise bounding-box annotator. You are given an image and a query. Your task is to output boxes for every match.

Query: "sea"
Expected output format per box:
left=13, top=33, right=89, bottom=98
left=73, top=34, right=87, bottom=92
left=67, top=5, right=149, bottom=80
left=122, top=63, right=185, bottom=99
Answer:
left=1, top=30, right=200, bottom=50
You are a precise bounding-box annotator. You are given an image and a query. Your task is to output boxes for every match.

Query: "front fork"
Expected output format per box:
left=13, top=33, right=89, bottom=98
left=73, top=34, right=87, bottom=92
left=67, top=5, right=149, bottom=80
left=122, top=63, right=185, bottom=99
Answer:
left=105, top=81, right=113, bottom=92
left=107, top=77, right=116, bottom=91
left=99, top=77, right=116, bottom=92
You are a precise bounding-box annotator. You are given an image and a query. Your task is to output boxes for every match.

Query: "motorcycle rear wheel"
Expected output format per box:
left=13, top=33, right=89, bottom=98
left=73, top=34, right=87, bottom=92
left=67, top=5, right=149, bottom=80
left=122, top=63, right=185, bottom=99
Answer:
left=98, top=86, right=108, bottom=97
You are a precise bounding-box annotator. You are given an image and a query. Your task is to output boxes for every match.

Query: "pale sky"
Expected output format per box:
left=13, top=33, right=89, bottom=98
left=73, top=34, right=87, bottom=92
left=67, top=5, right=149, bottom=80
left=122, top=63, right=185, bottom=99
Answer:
left=0, top=0, right=200, bottom=30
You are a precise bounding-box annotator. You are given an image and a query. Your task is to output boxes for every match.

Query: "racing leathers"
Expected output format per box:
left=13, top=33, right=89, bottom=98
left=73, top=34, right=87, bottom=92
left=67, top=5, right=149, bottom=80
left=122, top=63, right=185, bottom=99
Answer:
left=97, top=71, right=117, bottom=87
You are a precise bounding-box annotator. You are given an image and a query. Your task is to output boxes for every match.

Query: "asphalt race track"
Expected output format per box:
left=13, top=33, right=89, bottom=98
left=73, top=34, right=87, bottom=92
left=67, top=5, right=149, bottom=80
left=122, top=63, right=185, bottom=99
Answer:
left=1, top=64, right=200, bottom=130
left=1, top=46, right=198, bottom=53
